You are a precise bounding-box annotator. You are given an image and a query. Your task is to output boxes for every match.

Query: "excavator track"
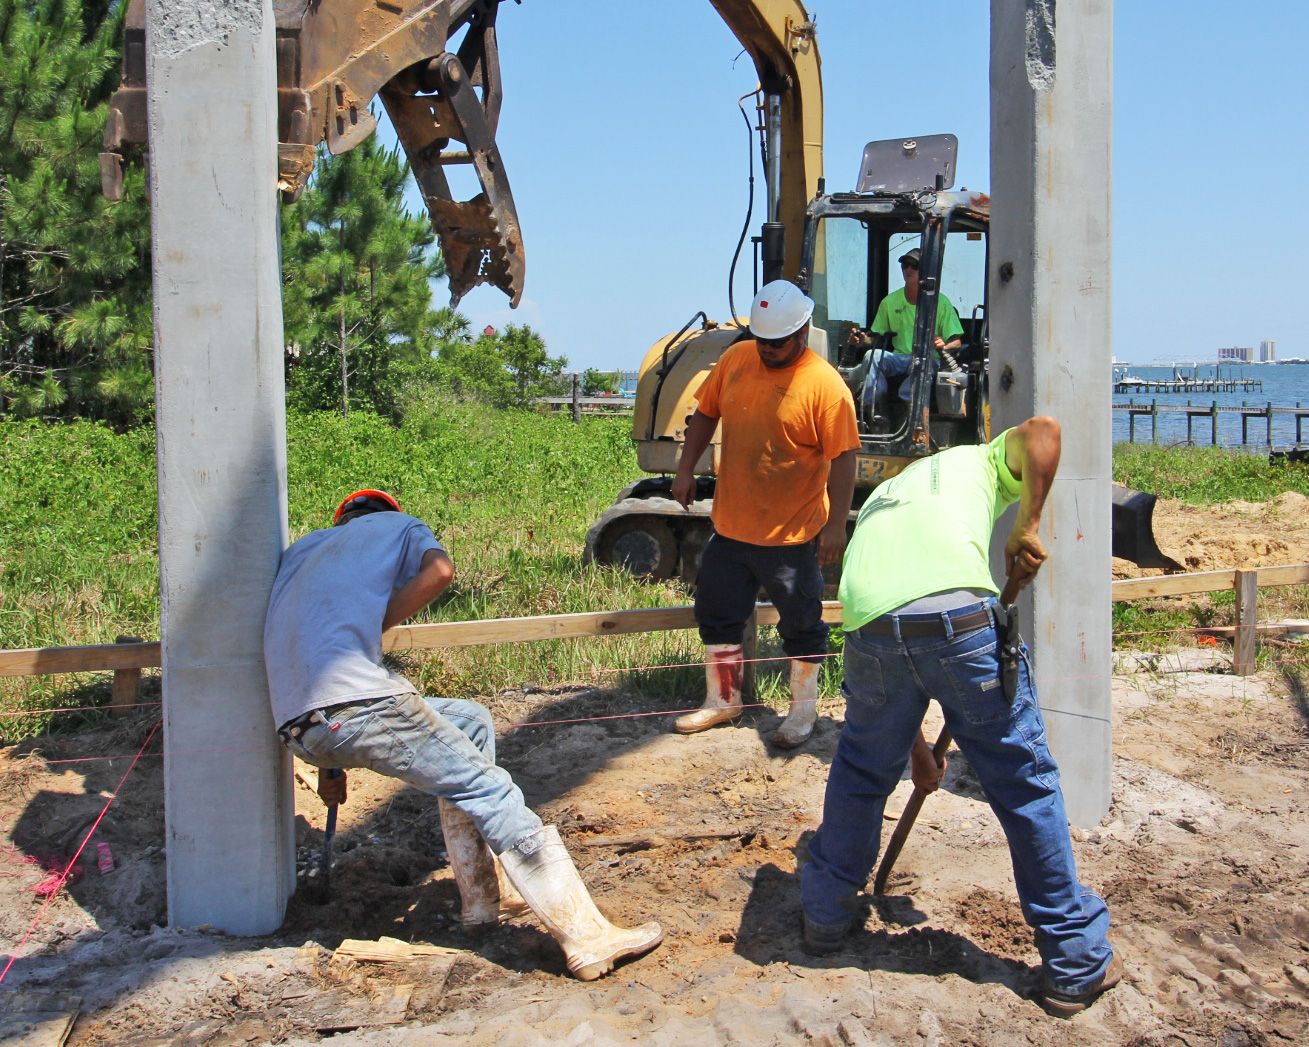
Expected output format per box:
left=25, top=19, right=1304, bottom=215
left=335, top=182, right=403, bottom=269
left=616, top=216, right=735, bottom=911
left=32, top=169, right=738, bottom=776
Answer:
left=584, top=494, right=715, bottom=585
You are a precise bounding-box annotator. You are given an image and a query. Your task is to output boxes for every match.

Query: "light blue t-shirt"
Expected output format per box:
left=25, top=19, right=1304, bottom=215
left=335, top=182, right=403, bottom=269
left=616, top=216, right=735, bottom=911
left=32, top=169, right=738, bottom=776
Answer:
left=264, top=512, right=444, bottom=727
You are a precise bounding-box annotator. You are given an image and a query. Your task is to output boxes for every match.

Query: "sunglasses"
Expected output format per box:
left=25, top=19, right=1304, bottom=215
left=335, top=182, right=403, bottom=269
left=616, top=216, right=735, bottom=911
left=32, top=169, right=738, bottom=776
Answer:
left=757, top=333, right=795, bottom=349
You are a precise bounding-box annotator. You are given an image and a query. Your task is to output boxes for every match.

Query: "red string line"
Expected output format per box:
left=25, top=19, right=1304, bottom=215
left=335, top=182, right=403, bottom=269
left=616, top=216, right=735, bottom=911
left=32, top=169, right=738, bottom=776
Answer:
left=2, top=632, right=1260, bottom=766
left=0, top=718, right=161, bottom=984
left=506, top=698, right=792, bottom=729
left=589, top=650, right=841, bottom=676
left=30, top=698, right=801, bottom=762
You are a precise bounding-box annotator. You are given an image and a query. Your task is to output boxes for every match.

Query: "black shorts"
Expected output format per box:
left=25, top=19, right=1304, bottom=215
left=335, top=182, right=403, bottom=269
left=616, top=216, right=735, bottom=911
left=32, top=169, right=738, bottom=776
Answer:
left=693, top=533, right=828, bottom=660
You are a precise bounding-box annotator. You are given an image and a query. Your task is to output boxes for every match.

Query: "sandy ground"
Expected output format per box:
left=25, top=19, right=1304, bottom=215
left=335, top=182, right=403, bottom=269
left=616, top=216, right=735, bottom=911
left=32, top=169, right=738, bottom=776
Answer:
left=1114, top=491, right=1309, bottom=578
left=2, top=505, right=1309, bottom=1045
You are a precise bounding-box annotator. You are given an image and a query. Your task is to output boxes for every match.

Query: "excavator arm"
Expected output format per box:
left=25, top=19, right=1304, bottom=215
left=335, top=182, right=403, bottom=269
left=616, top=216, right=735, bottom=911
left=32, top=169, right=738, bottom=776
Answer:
left=101, top=0, right=523, bottom=306
left=102, top=1, right=818, bottom=305
left=707, top=0, right=823, bottom=284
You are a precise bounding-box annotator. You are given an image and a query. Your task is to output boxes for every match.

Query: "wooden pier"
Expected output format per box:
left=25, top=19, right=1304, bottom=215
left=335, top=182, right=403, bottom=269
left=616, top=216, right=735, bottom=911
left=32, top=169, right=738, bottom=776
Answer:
left=1113, top=400, right=1309, bottom=447
left=1112, top=376, right=1262, bottom=394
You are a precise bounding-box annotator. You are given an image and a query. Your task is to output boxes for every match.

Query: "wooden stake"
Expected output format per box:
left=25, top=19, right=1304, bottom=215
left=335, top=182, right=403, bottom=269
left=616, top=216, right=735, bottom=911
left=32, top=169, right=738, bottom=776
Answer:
left=1233, top=570, right=1258, bottom=675
left=110, top=636, right=144, bottom=717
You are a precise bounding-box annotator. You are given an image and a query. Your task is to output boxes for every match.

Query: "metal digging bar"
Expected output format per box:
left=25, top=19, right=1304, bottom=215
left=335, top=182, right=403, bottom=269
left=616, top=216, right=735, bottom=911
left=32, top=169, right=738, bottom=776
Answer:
left=872, top=574, right=1022, bottom=896
left=101, top=0, right=525, bottom=307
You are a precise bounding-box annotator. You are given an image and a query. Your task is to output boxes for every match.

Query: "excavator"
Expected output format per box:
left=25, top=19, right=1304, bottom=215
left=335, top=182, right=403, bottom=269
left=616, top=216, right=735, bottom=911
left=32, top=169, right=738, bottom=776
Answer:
left=100, top=0, right=1175, bottom=579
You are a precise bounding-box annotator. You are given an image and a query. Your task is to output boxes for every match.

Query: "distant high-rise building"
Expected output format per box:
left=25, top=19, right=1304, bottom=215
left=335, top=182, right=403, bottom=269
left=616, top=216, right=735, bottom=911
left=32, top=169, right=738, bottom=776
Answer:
left=1218, top=345, right=1254, bottom=363
left=1260, top=339, right=1276, bottom=362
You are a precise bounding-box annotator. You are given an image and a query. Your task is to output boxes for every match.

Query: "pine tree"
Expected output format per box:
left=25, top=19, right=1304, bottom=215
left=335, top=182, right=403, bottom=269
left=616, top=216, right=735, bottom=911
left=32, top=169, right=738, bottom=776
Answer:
left=0, top=0, right=153, bottom=424
left=280, top=136, right=447, bottom=416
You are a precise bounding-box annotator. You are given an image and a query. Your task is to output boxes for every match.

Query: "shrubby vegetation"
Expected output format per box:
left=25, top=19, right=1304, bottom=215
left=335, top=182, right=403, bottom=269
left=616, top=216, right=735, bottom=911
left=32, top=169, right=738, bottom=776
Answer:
left=0, top=401, right=714, bottom=737
left=6, top=423, right=1308, bottom=738
left=0, top=1, right=154, bottom=425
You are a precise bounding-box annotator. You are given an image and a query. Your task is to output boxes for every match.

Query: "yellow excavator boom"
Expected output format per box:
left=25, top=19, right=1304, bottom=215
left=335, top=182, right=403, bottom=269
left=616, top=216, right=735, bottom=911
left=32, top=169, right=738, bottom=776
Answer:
left=709, top=0, right=824, bottom=282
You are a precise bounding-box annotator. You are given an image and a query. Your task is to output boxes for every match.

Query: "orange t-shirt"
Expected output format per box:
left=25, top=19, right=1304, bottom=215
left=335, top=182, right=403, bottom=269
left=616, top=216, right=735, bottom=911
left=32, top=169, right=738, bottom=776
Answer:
left=694, top=341, right=861, bottom=546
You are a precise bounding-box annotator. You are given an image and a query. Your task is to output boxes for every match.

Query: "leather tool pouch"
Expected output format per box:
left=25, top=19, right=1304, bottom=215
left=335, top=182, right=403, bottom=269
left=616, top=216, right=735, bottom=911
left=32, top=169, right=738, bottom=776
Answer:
left=999, top=605, right=1022, bottom=704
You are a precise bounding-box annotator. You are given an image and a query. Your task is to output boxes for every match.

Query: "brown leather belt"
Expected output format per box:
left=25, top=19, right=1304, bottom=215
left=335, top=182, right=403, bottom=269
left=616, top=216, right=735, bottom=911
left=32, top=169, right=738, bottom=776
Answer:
left=857, top=607, right=992, bottom=638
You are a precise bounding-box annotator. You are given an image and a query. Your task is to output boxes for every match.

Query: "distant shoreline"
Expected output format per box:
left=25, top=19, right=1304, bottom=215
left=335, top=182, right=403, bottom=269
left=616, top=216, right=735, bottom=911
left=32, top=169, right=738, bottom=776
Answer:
left=1118, top=360, right=1308, bottom=368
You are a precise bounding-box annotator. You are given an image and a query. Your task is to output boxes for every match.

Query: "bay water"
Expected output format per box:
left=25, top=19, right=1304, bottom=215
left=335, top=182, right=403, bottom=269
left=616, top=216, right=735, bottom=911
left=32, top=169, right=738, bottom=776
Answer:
left=1110, top=364, right=1309, bottom=449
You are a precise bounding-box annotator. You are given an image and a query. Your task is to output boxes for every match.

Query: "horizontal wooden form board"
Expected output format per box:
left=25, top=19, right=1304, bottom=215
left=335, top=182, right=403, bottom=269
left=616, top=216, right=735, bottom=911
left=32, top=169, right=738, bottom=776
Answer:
left=1110, top=563, right=1309, bottom=602
left=4, top=566, right=1307, bottom=679
left=0, top=641, right=161, bottom=677
left=385, top=601, right=844, bottom=651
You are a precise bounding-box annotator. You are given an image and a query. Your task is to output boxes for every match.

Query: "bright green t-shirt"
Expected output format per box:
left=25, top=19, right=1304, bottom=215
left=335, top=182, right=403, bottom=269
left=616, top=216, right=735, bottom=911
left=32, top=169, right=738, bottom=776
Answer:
left=869, top=288, right=964, bottom=355
left=838, top=430, right=1023, bottom=630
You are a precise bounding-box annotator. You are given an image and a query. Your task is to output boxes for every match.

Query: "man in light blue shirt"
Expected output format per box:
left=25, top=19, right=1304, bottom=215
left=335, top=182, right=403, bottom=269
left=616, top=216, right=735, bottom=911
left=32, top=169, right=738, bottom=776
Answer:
left=265, top=489, right=661, bottom=980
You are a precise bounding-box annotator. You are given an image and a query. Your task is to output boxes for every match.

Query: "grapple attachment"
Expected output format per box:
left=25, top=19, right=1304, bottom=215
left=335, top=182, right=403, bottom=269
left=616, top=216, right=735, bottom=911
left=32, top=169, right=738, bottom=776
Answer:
left=100, top=0, right=524, bottom=307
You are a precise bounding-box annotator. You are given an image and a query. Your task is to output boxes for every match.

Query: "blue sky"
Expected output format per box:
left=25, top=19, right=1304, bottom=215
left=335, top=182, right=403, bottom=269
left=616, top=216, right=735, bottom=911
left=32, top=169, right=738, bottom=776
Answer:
left=383, top=1, right=1308, bottom=368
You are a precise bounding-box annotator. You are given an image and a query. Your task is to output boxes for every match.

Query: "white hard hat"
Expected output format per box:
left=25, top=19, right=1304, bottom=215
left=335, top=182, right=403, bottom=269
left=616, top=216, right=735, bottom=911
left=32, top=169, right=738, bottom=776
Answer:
left=749, top=280, right=814, bottom=340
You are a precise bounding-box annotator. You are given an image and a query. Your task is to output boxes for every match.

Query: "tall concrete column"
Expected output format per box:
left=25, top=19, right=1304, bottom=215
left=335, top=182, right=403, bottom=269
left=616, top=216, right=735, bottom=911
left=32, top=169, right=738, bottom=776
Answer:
left=989, top=1, right=1113, bottom=825
left=146, top=1, right=295, bottom=932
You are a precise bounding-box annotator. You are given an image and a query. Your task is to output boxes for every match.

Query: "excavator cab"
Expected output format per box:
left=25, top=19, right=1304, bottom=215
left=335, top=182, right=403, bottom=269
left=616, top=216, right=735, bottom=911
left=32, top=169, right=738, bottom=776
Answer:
left=586, top=135, right=995, bottom=581
left=798, top=135, right=991, bottom=487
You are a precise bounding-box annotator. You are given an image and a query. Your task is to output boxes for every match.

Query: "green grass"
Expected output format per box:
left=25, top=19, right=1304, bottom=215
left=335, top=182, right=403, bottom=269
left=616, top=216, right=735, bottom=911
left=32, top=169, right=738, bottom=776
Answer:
left=1114, top=443, right=1309, bottom=503
left=6, top=413, right=1309, bottom=739
left=0, top=398, right=718, bottom=739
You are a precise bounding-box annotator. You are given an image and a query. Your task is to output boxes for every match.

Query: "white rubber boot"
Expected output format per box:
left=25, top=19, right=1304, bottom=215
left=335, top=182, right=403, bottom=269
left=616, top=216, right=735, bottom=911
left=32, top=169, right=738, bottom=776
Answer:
left=498, top=826, right=664, bottom=981
left=673, top=643, right=744, bottom=734
left=437, top=799, right=530, bottom=930
left=769, top=659, right=820, bottom=749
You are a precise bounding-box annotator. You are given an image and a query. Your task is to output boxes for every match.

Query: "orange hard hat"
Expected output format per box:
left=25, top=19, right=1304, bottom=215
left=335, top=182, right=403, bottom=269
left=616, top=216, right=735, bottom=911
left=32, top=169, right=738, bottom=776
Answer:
left=333, top=488, right=402, bottom=523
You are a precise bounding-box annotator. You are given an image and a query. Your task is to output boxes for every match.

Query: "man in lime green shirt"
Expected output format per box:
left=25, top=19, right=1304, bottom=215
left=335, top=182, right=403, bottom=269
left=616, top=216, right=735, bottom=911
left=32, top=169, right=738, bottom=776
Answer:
left=802, top=417, right=1121, bottom=1018
left=848, top=248, right=964, bottom=417
left=867, top=248, right=964, bottom=356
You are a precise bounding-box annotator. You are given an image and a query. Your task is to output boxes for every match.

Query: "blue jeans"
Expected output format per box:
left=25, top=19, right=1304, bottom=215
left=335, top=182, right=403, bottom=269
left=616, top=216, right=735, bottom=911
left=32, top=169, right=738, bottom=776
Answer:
left=694, top=533, right=829, bottom=659
left=800, top=601, right=1113, bottom=993
left=873, top=349, right=937, bottom=405
left=284, top=693, right=543, bottom=855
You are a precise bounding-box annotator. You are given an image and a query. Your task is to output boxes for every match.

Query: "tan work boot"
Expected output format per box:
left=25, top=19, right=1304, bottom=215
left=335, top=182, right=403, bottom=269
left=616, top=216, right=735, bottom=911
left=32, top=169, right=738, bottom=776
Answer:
left=769, top=658, right=820, bottom=749
left=674, top=643, right=744, bottom=734
left=437, top=799, right=530, bottom=930
left=1040, top=952, right=1124, bottom=1017
left=499, top=825, right=664, bottom=980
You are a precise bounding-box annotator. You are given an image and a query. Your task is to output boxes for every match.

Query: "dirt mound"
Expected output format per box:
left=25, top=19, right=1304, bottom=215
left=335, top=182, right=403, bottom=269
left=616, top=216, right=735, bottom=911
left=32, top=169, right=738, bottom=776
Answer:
left=1115, top=495, right=1309, bottom=577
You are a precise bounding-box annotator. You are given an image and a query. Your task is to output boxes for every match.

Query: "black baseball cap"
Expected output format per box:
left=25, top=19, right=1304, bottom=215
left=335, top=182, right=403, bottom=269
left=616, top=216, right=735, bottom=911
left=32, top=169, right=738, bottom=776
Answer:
left=900, top=248, right=921, bottom=270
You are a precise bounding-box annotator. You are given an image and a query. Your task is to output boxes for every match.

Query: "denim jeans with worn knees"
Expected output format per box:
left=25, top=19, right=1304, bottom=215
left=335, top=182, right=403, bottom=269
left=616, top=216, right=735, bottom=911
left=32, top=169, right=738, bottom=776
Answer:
left=284, top=693, right=543, bottom=855
left=800, top=601, right=1113, bottom=994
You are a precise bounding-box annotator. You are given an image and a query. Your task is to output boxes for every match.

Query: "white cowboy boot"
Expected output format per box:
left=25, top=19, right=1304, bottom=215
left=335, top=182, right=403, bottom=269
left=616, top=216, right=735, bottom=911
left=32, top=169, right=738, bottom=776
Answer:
left=769, top=658, right=820, bottom=749
left=673, top=643, right=744, bottom=734
left=498, top=826, right=664, bottom=981
left=437, top=799, right=530, bottom=930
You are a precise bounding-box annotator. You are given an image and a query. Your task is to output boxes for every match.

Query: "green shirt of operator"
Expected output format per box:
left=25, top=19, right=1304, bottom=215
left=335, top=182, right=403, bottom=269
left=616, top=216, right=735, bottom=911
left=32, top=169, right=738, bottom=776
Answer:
left=863, top=247, right=965, bottom=356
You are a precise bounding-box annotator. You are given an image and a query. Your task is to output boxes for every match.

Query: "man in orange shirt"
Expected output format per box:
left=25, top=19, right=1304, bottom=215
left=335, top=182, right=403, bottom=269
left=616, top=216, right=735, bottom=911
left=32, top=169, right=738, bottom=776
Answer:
left=670, top=280, right=861, bottom=748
